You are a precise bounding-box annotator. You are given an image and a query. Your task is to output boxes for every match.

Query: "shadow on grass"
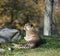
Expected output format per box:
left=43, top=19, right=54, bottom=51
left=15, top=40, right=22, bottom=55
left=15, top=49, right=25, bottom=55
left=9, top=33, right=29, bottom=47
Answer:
left=39, top=36, right=60, bottom=49
left=40, top=39, right=47, bottom=45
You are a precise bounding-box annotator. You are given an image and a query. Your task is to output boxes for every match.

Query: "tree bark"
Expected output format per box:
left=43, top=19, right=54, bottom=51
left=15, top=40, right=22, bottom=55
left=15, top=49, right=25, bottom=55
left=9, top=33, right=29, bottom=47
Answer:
left=44, top=0, right=54, bottom=36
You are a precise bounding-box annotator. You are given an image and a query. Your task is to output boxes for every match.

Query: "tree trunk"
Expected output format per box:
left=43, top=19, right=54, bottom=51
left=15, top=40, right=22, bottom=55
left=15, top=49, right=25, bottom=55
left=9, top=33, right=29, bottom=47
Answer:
left=44, top=0, right=54, bottom=36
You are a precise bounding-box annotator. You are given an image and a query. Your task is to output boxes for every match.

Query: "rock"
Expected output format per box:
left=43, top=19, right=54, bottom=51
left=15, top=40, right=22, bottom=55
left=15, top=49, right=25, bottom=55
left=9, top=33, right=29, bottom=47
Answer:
left=0, top=28, right=21, bottom=43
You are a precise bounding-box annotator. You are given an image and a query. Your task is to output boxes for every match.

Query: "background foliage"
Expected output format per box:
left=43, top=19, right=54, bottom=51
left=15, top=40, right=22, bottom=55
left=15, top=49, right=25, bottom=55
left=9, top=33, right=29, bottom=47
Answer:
left=0, top=0, right=60, bottom=35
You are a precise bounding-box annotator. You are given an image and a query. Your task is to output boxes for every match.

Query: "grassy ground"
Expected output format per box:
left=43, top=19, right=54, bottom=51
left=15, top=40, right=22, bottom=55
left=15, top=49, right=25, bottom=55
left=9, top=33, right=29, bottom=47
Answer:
left=0, top=36, right=60, bottom=56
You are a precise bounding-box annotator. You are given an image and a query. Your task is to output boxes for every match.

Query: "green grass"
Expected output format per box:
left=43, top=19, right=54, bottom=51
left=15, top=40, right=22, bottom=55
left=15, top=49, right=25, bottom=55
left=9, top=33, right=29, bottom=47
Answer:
left=0, top=36, right=60, bottom=56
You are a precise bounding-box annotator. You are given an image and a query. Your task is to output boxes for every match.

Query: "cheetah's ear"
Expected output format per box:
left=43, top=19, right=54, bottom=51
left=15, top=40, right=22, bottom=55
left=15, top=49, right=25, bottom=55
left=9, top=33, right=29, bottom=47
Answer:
left=31, top=24, right=33, bottom=27
left=28, top=23, right=33, bottom=27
